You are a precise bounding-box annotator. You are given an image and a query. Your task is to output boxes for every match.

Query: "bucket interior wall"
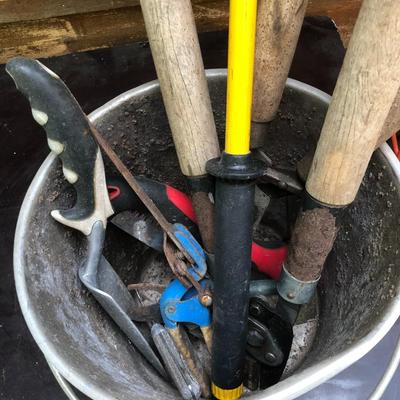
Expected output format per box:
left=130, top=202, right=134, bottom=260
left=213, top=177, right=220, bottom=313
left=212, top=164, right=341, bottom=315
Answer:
left=15, top=73, right=400, bottom=400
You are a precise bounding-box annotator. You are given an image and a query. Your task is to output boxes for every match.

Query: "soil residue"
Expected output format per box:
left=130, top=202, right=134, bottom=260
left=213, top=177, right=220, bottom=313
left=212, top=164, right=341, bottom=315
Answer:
left=286, top=208, right=338, bottom=281
left=191, top=191, right=215, bottom=253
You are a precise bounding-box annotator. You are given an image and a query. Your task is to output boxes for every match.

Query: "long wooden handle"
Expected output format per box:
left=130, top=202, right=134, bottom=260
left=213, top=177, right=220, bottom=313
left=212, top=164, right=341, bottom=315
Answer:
left=298, top=88, right=400, bottom=183
left=140, top=0, right=219, bottom=253
left=377, top=89, right=400, bottom=146
left=140, top=0, right=220, bottom=177
left=251, top=0, right=307, bottom=147
left=306, top=0, right=400, bottom=206
left=285, top=0, right=400, bottom=285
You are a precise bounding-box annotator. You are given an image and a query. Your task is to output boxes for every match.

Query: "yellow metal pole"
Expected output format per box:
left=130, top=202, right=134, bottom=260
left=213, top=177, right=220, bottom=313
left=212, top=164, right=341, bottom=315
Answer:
left=225, top=0, right=258, bottom=155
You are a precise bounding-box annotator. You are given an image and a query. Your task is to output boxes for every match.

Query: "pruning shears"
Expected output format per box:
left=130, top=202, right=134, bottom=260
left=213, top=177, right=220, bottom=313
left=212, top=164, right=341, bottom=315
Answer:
left=5, top=56, right=170, bottom=376
left=161, top=279, right=212, bottom=352
left=5, top=56, right=208, bottom=375
left=107, top=175, right=288, bottom=281
left=7, top=56, right=208, bottom=295
left=160, top=277, right=212, bottom=398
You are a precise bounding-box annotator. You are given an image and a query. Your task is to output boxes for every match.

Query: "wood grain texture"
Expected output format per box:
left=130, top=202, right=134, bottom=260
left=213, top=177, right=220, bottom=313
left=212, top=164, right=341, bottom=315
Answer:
left=377, top=90, right=400, bottom=146
left=307, top=0, right=362, bottom=46
left=140, top=0, right=219, bottom=177
left=306, top=0, right=400, bottom=206
left=252, top=0, right=308, bottom=124
left=0, top=0, right=361, bottom=64
left=0, top=0, right=217, bottom=23
left=168, top=327, right=210, bottom=398
left=0, top=7, right=145, bottom=63
left=0, top=2, right=228, bottom=65
left=0, top=0, right=134, bottom=23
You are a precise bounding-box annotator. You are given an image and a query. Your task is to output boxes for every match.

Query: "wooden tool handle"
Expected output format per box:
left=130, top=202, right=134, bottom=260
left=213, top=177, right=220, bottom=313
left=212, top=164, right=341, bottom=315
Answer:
left=306, top=0, right=400, bottom=206
left=140, top=0, right=220, bottom=177
left=376, top=89, right=400, bottom=147
left=200, top=325, right=213, bottom=353
left=286, top=0, right=400, bottom=284
left=298, top=89, right=400, bottom=183
left=252, top=0, right=307, bottom=125
left=168, top=326, right=211, bottom=398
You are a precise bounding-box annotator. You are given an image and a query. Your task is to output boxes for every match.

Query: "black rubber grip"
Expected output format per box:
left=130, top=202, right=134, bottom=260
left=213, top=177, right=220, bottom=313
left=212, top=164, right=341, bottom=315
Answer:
left=6, top=57, right=98, bottom=222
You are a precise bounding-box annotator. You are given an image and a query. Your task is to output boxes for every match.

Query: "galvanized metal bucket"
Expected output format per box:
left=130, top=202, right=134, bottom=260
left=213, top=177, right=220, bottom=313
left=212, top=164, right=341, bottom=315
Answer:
left=14, top=70, right=400, bottom=399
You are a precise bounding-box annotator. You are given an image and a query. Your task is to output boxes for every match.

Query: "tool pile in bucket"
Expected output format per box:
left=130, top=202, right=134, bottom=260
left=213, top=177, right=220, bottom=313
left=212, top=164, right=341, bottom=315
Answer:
left=6, top=0, right=400, bottom=399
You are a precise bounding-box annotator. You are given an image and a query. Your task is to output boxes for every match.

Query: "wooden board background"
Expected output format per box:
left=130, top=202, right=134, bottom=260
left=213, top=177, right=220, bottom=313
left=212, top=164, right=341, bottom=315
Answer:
left=0, top=0, right=362, bottom=64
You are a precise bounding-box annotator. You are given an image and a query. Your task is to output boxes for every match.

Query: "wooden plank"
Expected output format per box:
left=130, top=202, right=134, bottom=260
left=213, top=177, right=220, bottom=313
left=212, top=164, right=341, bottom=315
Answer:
left=0, top=0, right=217, bottom=23
left=308, top=0, right=362, bottom=46
left=0, top=8, right=140, bottom=63
left=0, top=0, right=134, bottom=23
left=0, top=0, right=361, bottom=64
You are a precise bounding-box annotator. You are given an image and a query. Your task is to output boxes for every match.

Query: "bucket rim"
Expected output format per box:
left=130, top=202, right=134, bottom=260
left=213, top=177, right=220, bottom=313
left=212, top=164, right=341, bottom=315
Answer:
left=13, top=69, right=400, bottom=400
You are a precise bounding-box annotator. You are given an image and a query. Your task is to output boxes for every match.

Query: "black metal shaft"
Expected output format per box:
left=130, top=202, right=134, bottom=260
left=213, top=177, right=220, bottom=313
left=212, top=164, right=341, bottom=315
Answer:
left=207, top=152, right=264, bottom=398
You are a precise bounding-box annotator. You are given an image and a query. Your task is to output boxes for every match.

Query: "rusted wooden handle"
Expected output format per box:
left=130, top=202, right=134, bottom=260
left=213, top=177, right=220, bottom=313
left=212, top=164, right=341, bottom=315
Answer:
left=140, top=0, right=219, bottom=253
left=140, top=0, right=220, bottom=177
left=251, top=0, right=307, bottom=148
left=306, top=0, right=400, bottom=206
left=168, top=326, right=210, bottom=398
left=287, top=0, right=400, bottom=284
left=200, top=325, right=213, bottom=353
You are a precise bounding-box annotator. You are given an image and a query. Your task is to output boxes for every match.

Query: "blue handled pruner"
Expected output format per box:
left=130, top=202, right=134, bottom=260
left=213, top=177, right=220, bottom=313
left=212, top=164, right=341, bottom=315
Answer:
left=164, top=223, right=212, bottom=304
left=160, top=278, right=212, bottom=352
left=160, top=277, right=212, bottom=397
left=172, top=223, right=207, bottom=281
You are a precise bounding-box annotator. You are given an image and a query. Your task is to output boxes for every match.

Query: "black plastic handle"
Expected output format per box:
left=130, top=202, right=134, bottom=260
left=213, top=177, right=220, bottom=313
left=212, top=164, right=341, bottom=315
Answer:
left=6, top=57, right=113, bottom=235
left=107, top=175, right=199, bottom=240
left=107, top=176, right=195, bottom=223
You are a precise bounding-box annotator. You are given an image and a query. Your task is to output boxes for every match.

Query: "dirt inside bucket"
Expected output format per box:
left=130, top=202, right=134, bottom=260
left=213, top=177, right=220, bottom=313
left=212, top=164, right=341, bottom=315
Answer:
left=26, top=76, right=399, bottom=398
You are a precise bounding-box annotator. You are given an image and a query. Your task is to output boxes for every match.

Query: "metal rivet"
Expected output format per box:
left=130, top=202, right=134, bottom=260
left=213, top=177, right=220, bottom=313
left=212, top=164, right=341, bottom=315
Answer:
left=264, top=352, right=277, bottom=362
left=200, top=294, right=212, bottom=307
left=166, top=305, right=176, bottom=314
left=249, top=303, right=262, bottom=317
left=287, top=292, right=295, bottom=299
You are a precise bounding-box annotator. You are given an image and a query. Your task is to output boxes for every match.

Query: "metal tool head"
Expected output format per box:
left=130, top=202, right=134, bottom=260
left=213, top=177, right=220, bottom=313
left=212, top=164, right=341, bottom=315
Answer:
left=79, top=255, right=160, bottom=322
left=262, top=167, right=304, bottom=194
left=111, top=214, right=207, bottom=285
left=254, top=185, right=271, bottom=228
left=78, top=229, right=166, bottom=378
left=254, top=149, right=303, bottom=194
left=249, top=279, right=277, bottom=297
left=151, top=324, right=201, bottom=400
left=247, top=295, right=293, bottom=386
left=111, top=211, right=164, bottom=252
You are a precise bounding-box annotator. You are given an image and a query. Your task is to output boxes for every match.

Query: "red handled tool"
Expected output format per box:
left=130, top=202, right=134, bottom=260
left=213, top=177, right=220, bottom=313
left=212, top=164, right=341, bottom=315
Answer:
left=107, top=176, right=287, bottom=280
